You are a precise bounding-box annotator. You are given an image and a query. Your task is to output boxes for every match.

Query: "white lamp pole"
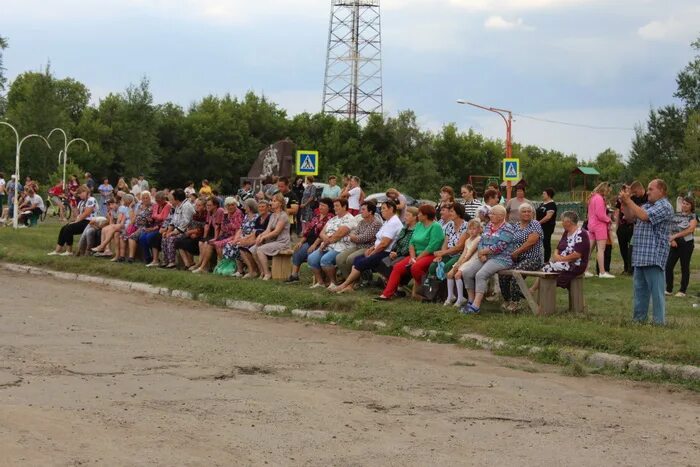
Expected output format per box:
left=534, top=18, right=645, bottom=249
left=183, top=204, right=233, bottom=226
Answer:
left=0, top=121, right=52, bottom=229
left=47, top=128, right=90, bottom=190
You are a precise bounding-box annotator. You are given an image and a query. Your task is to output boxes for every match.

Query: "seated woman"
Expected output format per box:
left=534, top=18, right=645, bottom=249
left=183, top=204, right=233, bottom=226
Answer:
left=429, top=202, right=468, bottom=277
left=48, top=185, right=97, bottom=256
left=125, top=192, right=155, bottom=263
left=498, top=203, right=544, bottom=312
left=335, top=201, right=382, bottom=280
left=445, top=219, right=483, bottom=307
left=376, top=206, right=418, bottom=280
left=666, top=196, right=697, bottom=297
left=193, top=197, right=242, bottom=274
left=285, top=198, right=335, bottom=282
left=175, top=198, right=208, bottom=269
left=140, top=191, right=172, bottom=266
left=209, top=197, right=244, bottom=266
left=191, top=197, right=224, bottom=273
left=77, top=197, right=118, bottom=255
left=307, top=198, right=357, bottom=288
left=253, top=193, right=292, bottom=280
left=238, top=200, right=271, bottom=278
left=532, top=211, right=590, bottom=291
left=334, top=200, right=404, bottom=293
left=377, top=204, right=444, bottom=300
left=159, top=189, right=194, bottom=268
left=222, top=199, right=260, bottom=276
left=460, top=205, right=515, bottom=314
left=93, top=194, right=134, bottom=257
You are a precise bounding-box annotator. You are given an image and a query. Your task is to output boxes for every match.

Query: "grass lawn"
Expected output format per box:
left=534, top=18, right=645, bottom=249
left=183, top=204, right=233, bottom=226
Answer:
left=1, top=223, right=699, bottom=368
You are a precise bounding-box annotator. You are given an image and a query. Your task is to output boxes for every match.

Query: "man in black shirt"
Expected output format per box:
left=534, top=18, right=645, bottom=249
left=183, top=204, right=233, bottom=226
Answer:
left=277, top=177, right=299, bottom=234
left=536, top=188, right=558, bottom=262
left=614, top=181, right=648, bottom=274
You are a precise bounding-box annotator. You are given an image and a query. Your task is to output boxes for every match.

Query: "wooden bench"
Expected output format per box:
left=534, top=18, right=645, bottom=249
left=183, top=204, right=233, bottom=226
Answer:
left=271, top=249, right=294, bottom=280
left=498, top=270, right=585, bottom=315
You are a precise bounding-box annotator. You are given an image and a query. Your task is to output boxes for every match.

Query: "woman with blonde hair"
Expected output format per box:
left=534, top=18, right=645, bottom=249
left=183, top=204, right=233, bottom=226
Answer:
left=587, top=182, right=614, bottom=278
left=253, top=192, right=291, bottom=280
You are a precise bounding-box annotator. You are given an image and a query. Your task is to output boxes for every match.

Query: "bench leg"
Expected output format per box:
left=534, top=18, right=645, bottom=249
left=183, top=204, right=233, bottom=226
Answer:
left=271, top=255, right=292, bottom=281
left=512, top=272, right=539, bottom=315
left=568, top=277, right=585, bottom=313
left=539, top=278, right=557, bottom=315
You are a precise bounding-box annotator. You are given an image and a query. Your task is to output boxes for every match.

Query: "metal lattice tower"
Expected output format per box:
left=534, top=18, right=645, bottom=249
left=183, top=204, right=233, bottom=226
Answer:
left=322, top=0, right=383, bottom=123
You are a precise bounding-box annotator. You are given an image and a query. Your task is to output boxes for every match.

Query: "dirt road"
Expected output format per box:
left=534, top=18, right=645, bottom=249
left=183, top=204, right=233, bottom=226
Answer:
left=0, top=271, right=698, bottom=466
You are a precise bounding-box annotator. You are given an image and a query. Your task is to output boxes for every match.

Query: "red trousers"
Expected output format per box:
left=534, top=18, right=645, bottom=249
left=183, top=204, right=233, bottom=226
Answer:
left=382, top=255, right=435, bottom=297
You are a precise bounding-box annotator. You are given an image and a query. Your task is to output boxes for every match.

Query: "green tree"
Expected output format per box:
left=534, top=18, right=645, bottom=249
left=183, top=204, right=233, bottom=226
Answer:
left=675, top=38, right=700, bottom=111
left=592, top=148, right=626, bottom=183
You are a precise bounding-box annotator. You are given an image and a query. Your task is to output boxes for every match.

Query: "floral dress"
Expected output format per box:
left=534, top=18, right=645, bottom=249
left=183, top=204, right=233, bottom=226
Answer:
left=211, top=208, right=244, bottom=249
left=223, top=213, right=258, bottom=260
left=125, top=204, right=153, bottom=240
left=542, top=227, right=591, bottom=288
left=499, top=220, right=544, bottom=302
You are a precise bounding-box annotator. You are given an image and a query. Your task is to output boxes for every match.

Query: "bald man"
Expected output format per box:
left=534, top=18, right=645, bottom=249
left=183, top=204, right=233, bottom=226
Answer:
left=619, top=179, right=674, bottom=325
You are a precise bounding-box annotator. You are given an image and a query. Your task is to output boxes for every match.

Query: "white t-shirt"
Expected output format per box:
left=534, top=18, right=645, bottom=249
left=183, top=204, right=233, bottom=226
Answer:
left=78, top=196, right=99, bottom=220
left=348, top=187, right=361, bottom=210
left=26, top=194, right=45, bottom=212
left=375, top=215, right=404, bottom=251
left=0, top=177, right=5, bottom=195
left=131, top=184, right=142, bottom=197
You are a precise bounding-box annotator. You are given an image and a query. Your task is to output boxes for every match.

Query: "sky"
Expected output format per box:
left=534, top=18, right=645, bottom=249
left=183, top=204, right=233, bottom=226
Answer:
left=1, top=0, right=699, bottom=160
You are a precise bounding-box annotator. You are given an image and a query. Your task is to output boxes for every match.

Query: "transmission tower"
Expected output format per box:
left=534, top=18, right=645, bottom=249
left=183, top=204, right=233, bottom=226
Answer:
left=322, top=0, right=383, bottom=123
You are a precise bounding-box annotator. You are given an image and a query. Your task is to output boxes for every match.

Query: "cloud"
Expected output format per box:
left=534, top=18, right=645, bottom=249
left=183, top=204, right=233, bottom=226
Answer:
left=638, top=10, right=700, bottom=43
left=483, top=15, right=534, bottom=31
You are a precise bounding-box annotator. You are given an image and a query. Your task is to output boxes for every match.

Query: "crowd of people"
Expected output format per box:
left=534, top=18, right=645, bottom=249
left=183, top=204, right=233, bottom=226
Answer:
left=0, top=169, right=695, bottom=323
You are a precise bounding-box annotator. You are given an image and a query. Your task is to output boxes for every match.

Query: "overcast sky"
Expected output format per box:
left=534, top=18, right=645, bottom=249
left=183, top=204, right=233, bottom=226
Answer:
left=2, top=0, right=699, bottom=160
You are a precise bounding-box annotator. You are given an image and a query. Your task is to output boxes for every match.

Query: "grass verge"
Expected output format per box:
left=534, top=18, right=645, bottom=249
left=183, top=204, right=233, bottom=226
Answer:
left=1, top=224, right=699, bottom=374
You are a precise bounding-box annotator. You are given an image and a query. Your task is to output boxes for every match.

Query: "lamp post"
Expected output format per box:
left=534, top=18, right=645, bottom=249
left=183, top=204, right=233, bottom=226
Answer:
left=456, top=99, right=514, bottom=201
left=0, top=121, right=52, bottom=229
left=47, top=128, right=90, bottom=191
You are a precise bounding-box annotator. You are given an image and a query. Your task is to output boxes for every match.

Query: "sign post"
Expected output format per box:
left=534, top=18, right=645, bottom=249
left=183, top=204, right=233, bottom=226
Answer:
left=295, top=150, right=319, bottom=177
left=502, top=158, right=520, bottom=200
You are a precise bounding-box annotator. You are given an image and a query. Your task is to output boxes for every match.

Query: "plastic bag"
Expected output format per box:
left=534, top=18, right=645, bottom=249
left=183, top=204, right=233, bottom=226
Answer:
left=213, top=258, right=237, bottom=276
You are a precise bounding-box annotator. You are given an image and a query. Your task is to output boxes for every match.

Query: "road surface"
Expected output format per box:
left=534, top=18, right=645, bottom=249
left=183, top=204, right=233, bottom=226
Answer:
left=0, top=270, right=698, bottom=466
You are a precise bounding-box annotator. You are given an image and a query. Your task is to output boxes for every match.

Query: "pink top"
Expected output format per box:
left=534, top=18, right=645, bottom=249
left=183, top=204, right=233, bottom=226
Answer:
left=151, top=202, right=172, bottom=227
left=587, top=193, right=611, bottom=231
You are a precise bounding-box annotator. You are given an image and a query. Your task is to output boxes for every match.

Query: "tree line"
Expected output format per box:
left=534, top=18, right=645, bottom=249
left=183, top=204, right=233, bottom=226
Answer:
left=0, top=34, right=698, bottom=200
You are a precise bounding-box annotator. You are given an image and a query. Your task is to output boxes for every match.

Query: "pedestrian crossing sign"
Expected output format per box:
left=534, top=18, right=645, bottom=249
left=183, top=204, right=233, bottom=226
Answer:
left=502, top=158, right=520, bottom=182
left=296, top=150, right=319, bottom=176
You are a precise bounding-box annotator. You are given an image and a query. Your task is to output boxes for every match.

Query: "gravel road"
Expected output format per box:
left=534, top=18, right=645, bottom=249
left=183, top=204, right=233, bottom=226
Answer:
left=1, top=270, right=698, bottom=466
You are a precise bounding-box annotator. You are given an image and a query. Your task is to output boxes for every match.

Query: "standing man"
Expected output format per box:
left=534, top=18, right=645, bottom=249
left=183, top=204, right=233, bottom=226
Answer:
left=614, top=181, right=647, bottom=275
left=619, top=179, right=674, bottom=325
left=84, top=172, right=96, bottom=194
left=138, top=175, right=150, bottom=193
left=277, top=176, right=299, bottom=232
left=322, top=175, right=341, bottom=199
left=6, top=175, right=23, bottom=223
left=341, top=176, right=363, bottom=215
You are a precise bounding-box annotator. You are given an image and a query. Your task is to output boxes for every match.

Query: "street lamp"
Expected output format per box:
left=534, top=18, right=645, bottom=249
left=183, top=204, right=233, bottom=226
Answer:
left=456, top=99, right=514, bottom=200
left=0, top=121, right=52, bottom=229
left=47, top=128, right=90, bottom=191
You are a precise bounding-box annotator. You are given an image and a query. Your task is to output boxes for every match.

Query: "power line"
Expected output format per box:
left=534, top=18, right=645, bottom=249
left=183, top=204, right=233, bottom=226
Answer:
left=513, top=113, right=635, bottom=131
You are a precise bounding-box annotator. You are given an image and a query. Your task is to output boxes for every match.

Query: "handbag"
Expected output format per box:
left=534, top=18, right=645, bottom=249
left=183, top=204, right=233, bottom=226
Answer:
left=421, top=274, right=443, bottom=302
left=213, top=258, right=237, bottom=276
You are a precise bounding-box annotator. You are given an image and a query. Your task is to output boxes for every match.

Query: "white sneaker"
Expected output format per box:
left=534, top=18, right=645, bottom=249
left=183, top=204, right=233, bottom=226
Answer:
left=59, top=251, right=73, bottom=256
left=584, top=271, right=595, bottom=278
left=47, top=251, right=59, bottom=256
left=309, top=283, right=324, bottom=289
left=18, top=225, right=28, bottom=229
left=231, top=272, right=243, bottom=278
left=664, top=291, right=672, bottom=296
left=454, top=298, right=468, bottom=307
left=675, top=292, right=687, bottom=298
left=598, top=272, right=615, bottom=279
left=443, top=297, right=456, bottom=306
left=327, top=283, right=339, bottom=291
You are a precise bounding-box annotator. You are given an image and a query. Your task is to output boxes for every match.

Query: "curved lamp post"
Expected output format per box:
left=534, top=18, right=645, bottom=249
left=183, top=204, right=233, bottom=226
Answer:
left=48, top=128, right=90, bottom=191
left=0, top=121, right=52, bottom=229
left=456, top=99, right=514, bottom=201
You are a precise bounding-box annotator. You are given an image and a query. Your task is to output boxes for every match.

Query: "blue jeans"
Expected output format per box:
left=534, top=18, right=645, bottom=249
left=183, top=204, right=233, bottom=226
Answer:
left=292, top=242, right=311, bottom=267
left=308, top=248, right=340, bottom=270
left=633, top=266, right=666, bottom=325
left=138, top=231, right=160, bottom=263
